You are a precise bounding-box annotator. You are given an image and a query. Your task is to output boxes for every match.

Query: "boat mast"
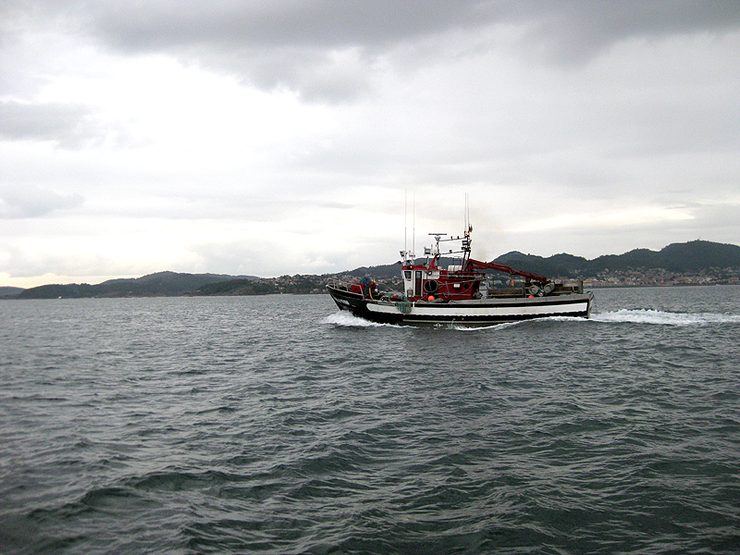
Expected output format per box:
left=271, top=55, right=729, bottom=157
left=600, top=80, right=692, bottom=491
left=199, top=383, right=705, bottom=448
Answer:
left=462, top=193, right=472, bottom=268
left=401, top=190, right=417, bottom=266
left=404, top=190, right=407, bottom=261
left=412, top=191, right=416, bottom=264
left=464, top=193, right=470, bottom=235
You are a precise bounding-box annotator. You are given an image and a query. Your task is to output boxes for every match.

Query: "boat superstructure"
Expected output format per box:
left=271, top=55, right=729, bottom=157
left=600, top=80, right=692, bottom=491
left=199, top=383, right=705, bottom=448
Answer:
left=327, top=224, right=593, bottom=326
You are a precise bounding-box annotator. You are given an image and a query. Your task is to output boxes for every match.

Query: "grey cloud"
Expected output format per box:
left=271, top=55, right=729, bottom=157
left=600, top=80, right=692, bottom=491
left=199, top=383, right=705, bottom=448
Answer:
left=78, top=1, right=740, bottom=53
left=0, top=101, right=90, bottom=142
left=0, top=100, right=135, bottom=148
left=85, top=1, right=495, bottom=101
left=515, top=0, right=740, bottom=63
left=212, top=44, right=376, bottom=102
left=86, top=1, right=493, bottom=52
left=0, top=185, right=84, bottom=219
left=10, top=1, right=739, bottom=102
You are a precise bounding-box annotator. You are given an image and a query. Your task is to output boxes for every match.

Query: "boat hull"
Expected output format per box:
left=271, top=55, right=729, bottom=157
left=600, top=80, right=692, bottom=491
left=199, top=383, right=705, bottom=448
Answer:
left=327, top=285, right=594, bottom=326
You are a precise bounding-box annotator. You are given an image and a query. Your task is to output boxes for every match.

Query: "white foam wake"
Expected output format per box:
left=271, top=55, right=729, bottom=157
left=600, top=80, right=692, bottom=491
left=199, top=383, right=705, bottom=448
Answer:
left=452, top=321, right=525, bottom=331
left=592, top=309, right=740, bottom=326
left=323, top=309, right=740, bottom=329
left=450, top=315, right=588, bottom=331
left=322, top=312, right=396, bottom=328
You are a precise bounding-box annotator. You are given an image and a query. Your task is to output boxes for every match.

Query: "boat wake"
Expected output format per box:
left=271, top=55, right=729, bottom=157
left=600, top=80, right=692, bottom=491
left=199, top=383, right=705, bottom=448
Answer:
left=324, top=313, right=590, bottom=331
left=451, top=321, right=526, bottom=332
left=322, top=312, right=398, bottom=328
left=325, top=309, right=740, bottom=330
left=592, top=309, right=740, bottom=326
left=451, top=315, right=587, bottom=332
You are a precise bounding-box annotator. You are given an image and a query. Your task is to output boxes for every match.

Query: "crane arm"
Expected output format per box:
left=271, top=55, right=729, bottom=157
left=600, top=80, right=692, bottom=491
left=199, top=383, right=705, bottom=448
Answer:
left=466, top=259, right=548, bottom=283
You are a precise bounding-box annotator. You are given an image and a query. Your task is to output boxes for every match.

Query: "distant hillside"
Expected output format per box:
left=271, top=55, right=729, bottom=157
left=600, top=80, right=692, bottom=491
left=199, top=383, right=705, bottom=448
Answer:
left=0, top=286, right=25, bottom=297
left=347, top=240, right=740, bottom=281
left=3, top=239, right=739, bottom=299
left=11, top=272, right=258, bottom=299
left=345, top=262, right=402, bottom=280
left=495, top=240, right=740, bottom=278
left=491, top=251, right=590, bottom=278
left=191, top=275, right=324, bottom=296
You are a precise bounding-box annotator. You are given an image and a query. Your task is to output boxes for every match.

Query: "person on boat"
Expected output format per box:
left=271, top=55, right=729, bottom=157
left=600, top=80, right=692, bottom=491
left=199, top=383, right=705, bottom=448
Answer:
left=359, top=276, right=379, bottom=299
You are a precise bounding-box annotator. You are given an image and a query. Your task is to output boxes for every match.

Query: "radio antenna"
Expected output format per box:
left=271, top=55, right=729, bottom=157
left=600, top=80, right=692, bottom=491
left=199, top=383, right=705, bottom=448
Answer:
left=464, top=193, right=471, bottom=231
left=412, top=191, right=416, bottom=260
left=404, top=190, right=407, bottom=258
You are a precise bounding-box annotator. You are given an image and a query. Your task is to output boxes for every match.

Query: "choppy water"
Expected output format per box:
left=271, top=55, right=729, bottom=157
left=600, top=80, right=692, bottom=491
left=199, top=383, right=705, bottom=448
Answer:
left=1, top=286, right=739, bottom=554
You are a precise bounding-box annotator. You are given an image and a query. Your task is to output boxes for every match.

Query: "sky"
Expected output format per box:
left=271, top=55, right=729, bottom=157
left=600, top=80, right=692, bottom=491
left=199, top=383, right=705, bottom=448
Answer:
left=2, top=1, right=740, bottom=288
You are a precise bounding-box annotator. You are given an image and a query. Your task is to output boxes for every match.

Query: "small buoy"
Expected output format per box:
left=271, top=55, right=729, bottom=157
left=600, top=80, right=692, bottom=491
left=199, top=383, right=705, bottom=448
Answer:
left=528, top=295, right=534, bottom=298
left=428, top=295, right=435, bottom=301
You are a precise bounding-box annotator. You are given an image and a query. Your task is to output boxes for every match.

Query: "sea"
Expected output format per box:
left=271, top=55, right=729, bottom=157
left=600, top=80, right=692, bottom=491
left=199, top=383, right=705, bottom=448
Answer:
left=1, top=286, right=739, bottom=555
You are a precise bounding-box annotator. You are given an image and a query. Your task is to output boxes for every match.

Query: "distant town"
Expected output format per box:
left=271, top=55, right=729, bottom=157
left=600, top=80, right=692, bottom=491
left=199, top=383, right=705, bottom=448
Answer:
left=587, top=267, right=740, bottom=288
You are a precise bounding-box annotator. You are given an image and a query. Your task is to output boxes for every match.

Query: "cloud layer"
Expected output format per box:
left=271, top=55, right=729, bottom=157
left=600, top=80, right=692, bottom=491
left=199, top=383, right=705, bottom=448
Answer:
left=2, top=1, right=740, bottom=287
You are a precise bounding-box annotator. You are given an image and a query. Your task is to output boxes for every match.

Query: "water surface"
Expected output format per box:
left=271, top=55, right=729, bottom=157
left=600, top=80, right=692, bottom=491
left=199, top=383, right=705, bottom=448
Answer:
left=1, top=287, right=739, bottom=554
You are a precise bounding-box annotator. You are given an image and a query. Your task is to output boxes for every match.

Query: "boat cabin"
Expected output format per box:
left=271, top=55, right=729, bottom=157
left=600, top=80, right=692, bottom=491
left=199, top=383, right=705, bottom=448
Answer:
left=401, top=265, right=484, bottom=302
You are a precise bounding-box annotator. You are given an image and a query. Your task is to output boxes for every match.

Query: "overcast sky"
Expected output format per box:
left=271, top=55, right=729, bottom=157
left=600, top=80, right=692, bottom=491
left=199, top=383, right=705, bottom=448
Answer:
left=2, top=1, right=739, bottom=287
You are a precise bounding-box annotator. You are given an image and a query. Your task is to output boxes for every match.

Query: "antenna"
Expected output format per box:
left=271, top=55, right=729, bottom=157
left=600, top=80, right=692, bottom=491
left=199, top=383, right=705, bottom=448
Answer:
left=412, top=190, right=416, bottom=261
left=464, top=192, right=470, bottom=231
left=463, top=193, right=472, bottom=258
left=404, top=190, right=407, bottom=258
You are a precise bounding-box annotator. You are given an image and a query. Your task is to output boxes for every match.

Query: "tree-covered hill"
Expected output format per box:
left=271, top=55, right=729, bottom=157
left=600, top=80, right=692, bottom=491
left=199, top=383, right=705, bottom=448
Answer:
left=9, top=272, right=258, bottom=299
left=495, top=240, right=740, bottom=278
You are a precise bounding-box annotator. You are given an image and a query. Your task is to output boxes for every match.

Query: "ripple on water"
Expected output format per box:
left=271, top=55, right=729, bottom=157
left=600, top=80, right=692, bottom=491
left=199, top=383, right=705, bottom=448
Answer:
left=1, top=291, right=739, bottom=554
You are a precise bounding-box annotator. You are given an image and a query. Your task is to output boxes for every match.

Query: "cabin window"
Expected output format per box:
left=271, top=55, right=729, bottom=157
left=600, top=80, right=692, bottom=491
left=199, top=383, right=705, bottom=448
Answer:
left=404, top=271, right=412, bottom=279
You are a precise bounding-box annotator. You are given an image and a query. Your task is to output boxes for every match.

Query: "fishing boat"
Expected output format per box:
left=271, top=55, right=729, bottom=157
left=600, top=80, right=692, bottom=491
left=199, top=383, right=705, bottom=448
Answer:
left=327, top=225, right=593, bottom=326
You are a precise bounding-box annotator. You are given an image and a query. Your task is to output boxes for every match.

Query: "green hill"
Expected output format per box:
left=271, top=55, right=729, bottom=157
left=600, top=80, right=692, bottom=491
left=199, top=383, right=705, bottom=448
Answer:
left=0, top=286, right=25, bottom=297
left=495, top=240, right=740, bottom=278
left=12, top=272, right=258, bottom=299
